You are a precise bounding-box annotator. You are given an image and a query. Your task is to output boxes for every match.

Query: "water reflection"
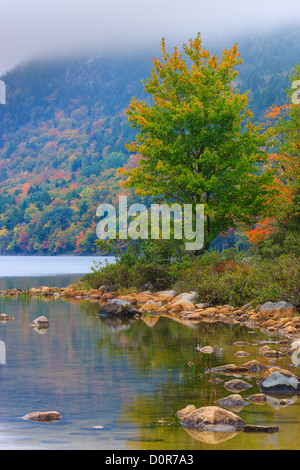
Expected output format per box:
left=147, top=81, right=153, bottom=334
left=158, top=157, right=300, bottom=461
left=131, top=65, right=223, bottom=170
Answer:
left=0, top=297, right=300, bottom=449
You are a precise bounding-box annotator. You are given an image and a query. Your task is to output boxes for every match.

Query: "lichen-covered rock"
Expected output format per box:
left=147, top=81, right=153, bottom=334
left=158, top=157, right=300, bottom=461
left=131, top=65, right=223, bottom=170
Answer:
left=23, top=411, right=62, bottom=422
left=243, top=425, right=279, bottom=433
left=257, top=367, right=300, bottom=394
left=181, top=406, right=246, bottom=431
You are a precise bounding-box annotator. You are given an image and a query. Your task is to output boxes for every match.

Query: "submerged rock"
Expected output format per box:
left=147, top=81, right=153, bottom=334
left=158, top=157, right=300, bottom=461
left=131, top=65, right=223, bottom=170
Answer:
left=97, top=299, right=140, bottom=317
left=199, top=346, right=215, bottom=354
left=23, top=411, right=62, bottom=422
left=166, top=292, right=197, bottom=312
left=242, top=360, right=264, bottom=373
left=176, top=405, right=197, bottom=419
left=210, top=364, right=248, bottom=375
left=246, top=393, right=267, bottom=404
left=216, top=394, right=249, bottom=411
left=243, top=425, right=279, bottom=433
left=263, top=350, right=286, bottom=358
left=180, top=406, right=246, bottom=431
left=257, top=367, right=300, bottom=394
left=210, top=360, right=263, bottom=375
left=224, top=379, right=252, bottom=392
left=234, top=351, right=249, bottom=357
left=0, top=313, right=14, bottom=322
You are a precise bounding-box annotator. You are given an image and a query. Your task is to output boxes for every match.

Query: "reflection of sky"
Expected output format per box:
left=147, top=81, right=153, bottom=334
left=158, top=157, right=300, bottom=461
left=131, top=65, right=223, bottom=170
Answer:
left=0, top=298, right=179, bottom=449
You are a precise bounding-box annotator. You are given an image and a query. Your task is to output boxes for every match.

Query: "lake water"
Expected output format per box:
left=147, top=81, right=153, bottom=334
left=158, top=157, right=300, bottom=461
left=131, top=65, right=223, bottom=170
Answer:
left=0, top=257, right=300, bottom=450
left=0, top=256, right=114, bottom=290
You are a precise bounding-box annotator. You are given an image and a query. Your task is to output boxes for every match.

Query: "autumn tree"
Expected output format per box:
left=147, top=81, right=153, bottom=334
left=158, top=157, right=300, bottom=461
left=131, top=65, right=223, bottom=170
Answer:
left=246, top=67, right=300, bottom=255
left=123, top=34, right=274, bottom=253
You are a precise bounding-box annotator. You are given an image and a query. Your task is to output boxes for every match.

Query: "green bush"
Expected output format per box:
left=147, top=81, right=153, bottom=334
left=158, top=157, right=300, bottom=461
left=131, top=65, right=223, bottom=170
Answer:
left=174, top=252, right=300, bottom=307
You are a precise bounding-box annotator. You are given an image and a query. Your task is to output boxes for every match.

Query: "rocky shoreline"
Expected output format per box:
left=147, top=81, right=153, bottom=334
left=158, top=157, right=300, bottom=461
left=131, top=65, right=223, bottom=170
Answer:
left=1, top=286, right=299, bottom=337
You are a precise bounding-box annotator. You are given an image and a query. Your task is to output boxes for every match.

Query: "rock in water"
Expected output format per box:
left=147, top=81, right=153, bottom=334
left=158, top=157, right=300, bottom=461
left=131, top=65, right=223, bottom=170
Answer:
left=97, top=299, right=141, bottom=317
left=260, top=301, right=297, bottom=316
left=242, top=360, right=264, bottom=373
left=199, top=346, right=215, bottom=354
left=216, top=394, right=249, bottom=410
left=243, top=425, right=279, bottom=433
left=257, top=367, right=300, bottom=394
left=0, top=313, right=14, bottom=322
left=23, top=411, right=62, bottom=422
left=180, top=406, right=245, bottom=431
left=246, top=393, right=267, bottom=404
left=224, top=379, right=252, bottom=392
left=29, top=316, right=50, bottom=329
left=210, top=364, right=248, bottom=374
left=176, top=405, right=197, bottom=419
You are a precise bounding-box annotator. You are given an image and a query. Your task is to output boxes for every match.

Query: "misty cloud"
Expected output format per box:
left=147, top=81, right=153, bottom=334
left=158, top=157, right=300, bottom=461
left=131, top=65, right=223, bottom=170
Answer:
left=1, top=0, right=300, bottom=74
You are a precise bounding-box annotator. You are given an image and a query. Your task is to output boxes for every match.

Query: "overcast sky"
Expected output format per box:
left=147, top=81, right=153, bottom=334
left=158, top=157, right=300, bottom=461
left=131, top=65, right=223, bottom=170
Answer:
left=1, top=0, right=300, bottom=74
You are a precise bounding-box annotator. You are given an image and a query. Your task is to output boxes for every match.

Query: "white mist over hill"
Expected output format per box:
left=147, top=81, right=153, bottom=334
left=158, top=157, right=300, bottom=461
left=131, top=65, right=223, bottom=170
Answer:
left=1, top=0, right=300, bottom=74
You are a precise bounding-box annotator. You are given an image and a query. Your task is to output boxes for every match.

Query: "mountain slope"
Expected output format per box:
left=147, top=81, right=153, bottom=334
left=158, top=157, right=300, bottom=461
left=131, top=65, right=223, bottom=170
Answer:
left=0, top=27, right=299, bottom=254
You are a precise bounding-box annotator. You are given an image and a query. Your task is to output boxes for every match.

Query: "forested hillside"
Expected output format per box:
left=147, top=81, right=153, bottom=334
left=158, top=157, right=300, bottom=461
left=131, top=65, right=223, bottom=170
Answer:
left=0, top=26, right=299, bottom=254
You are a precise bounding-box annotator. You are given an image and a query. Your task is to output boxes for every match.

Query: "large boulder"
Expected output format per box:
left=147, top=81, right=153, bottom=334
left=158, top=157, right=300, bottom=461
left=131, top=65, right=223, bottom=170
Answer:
left=97, top=299, right=141, bottom=317
left=166, top=292, right=197, bottom=312
left=257, top=367, right=300, bottom=394
left=180, top=406, right=246, bottom=431
left=260, top=301, right=297, bottom=316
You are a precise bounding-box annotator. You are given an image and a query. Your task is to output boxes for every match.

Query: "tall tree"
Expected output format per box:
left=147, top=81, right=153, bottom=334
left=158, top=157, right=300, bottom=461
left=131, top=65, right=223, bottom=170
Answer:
left=123, top=34, right=274, bottom=252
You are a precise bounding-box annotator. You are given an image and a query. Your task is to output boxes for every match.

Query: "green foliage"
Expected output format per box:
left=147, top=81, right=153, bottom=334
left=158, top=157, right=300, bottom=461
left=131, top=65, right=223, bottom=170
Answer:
left=174, top=250, right=300, bottom=307
left=0, top=27, right=299, bottom=254
left=124, top=34, right=275, bottom=252
left=82, top=243, right=299, bottom=307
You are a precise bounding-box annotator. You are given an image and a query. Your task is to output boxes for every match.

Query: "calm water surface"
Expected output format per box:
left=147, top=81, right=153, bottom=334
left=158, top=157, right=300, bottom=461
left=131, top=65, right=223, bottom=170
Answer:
left=0, top=298, right=300, bottom=450
left=0, top=256, right=114, bottom=289
left=0, top=258, right=299, bottom=450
